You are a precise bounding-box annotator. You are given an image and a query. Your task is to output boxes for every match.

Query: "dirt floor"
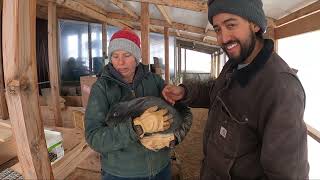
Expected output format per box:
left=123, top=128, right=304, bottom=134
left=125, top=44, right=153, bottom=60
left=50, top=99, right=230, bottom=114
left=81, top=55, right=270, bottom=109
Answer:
left=66, top=108, right=208, bottom=180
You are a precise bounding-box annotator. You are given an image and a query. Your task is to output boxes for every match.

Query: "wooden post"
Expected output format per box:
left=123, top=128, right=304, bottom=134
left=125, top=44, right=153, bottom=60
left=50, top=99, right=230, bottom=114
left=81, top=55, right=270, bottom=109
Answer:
left=0, top=0, right=9, bottom=120
left=88, top=24, right=93, bottom=73
left=48, top=1, right=62, bottom=127
left=2, top=0, right=54, bottom=179
left=177, top=45, right=181, bottom=83
left=102, top=23, right=108, bottom=61
left=141, top=2, right=150, bottom=65
left=164, top=27, right=169, bottom=84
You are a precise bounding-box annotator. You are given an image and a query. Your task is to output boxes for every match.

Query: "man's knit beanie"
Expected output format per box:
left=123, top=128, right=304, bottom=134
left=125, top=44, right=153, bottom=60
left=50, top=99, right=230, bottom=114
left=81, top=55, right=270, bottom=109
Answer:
left=208, top=0, right=267, bottom=32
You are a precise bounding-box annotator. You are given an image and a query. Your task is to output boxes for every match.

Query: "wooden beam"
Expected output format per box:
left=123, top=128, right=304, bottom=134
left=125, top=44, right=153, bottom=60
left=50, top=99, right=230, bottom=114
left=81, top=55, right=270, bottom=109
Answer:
left=275, top=11, right=320, bottom=39
left=0, top=0, right=9, bottom=120
left=134, top=24, right=218, bottom=46
left=155, top=4, right=172, bottom=25
left=2, top=0, right=54, bottom=179
left=48, top=2, right=63, bottom=127
left=204, top=22, right=211, bottom=33
left=164, top=27, right=170, bottom=84
left=102, top=23, right=108, bottom=59
left=129, top=0, right=207, bottom=12
left=176, top=30, right=181, bottom=37
left=307, top=123, right=320, bottom=143
left=107, top=12, right=217, bottom=38
left=141, top=2, right=150, bottom=65
left=110, top=0, right=139, bottom=20
left=56, top=0, right=108, bottom=22
left=275, top=1, right=320, bottom=27
left=118, top=20, right=135, bottom=29
left=88, top=24, right=93, bottom=72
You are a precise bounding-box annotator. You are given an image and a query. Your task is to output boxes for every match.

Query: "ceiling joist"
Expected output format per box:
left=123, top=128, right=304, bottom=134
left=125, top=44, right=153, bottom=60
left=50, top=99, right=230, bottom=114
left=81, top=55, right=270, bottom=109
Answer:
left=109, top=0, right=139, bottom=20
left=56, top=0, right=107, bottom=22
left=128, top=0, right=207, bottom=12
left=106, top=12, right=216, bottom=38
left=155, top=4, right=172, bottom=25
left=275, top=1, right=320, bottom=27
left=275, top=10, right=320, bottom=39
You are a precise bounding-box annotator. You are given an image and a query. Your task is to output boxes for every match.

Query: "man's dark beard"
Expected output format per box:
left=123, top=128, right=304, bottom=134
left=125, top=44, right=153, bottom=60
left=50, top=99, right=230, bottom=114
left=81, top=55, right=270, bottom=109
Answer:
left=222, top=30, right=256, bottom=64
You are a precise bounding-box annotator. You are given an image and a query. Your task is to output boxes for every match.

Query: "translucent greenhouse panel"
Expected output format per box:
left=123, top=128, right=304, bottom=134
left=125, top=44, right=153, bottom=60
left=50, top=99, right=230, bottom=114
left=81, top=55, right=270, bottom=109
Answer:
left=90, top=23, right=104, bottom=74
left=278, top=30, right=320, bottom=131
left=59, top=20, right=90, bottom=85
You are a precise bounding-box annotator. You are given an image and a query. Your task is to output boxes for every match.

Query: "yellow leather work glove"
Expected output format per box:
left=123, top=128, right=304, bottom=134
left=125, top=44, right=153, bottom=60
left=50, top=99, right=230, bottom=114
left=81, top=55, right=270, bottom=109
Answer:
left=140, top=133, right=175, bottom=151
left=133, top=106, right=173, bottom=138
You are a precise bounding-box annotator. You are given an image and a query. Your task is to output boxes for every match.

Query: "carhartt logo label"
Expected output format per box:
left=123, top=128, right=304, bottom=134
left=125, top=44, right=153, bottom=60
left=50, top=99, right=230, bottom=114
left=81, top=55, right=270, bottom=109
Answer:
left=220, top=126, right=227, bottom=138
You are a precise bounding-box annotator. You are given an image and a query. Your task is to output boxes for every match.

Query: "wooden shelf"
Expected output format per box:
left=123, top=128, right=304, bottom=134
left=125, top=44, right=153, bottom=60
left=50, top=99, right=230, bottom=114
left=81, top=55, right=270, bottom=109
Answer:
left=10, top=127, right=92, bottom=179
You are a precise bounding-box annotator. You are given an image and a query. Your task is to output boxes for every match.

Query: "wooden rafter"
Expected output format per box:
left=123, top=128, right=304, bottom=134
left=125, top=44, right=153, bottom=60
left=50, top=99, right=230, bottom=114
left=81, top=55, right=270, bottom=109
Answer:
left=117, top=20, right=135, bottom=29
left=155, top=4, right=172, bottom=25
left=56, top=0, right=107, bottom=22
left=129, top=0, right=207, bottom=12
left=137, top=25, right=218, bottom=46
left=275, top=10, right=320, bottom=39
left=275, top=1, right=320, bottom=27
left=107, top=12, right=216, bottom=38
left=109, top=0, right=139, bottom=19
left=176, top=29, right=181, bottom=37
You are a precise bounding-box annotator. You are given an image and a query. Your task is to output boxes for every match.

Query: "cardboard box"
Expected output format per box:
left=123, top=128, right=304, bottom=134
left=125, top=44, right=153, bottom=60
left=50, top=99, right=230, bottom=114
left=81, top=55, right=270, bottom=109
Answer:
left=80, top=76, right=98, bottom=108
left=44, top=129, right=64, bottom=164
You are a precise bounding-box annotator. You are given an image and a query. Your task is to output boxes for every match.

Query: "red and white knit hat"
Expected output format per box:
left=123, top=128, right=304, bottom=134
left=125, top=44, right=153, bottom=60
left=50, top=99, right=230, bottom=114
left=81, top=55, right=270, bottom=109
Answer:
left=108, top=29, right=141, bottom=63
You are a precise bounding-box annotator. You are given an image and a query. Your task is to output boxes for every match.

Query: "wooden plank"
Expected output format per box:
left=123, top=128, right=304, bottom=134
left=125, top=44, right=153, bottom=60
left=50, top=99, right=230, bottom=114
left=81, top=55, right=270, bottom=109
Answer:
left=0, top=126, right=12, bottom=142
left=88, top=24, right=93, bottom=72
left=110, top=0, right=139, bottom=19
left=2, top=0, right=54, bottom=179
left=56, top=0, right=108, bottom=22
left=0, top=0, right=9, bottom=120
left=0, top=138, right=16, bottom=166
left=164, top=27, right=170, bottom=84
left=129, top=0, right=207, bottom=12
left=275, top=1, right=320, bottom=27
left=0, top=119, right=11, bottom=129
left=102, top=23, right=108, bottom=59
left=80, top=76, right=97, bottom=108
left=107, top=12, right=217, bottom=38
left=72, top=110, right=85, bottom=130
left=11, top=127, right=88, bottom=179
left=48, top=2, right=63, bottom=127
left=156, top=4, right=172, bottom=25
left=307, top=123, right=320, bottom=143
left=77, top=151, right=101, bottom=172
left=141, top=2, right=150, bottom=65
left=275, top=11, right=320, bottom=39
left=134, top=25, right=218, bottom=46
left=176, top=29, right=181, bottom=37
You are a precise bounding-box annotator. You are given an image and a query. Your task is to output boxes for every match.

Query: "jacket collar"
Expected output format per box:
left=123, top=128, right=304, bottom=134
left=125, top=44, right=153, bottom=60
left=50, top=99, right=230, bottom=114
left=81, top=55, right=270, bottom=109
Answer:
left=232, top=39, right=274, bottom=87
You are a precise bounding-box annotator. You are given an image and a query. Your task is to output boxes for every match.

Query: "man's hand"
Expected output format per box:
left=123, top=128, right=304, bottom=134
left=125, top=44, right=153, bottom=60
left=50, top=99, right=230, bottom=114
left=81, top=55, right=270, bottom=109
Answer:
left=133, top=106, right=173, bottom=138
left=140, top=133, right=175, bottom=151
left=162, top=85, right=185, bottom=104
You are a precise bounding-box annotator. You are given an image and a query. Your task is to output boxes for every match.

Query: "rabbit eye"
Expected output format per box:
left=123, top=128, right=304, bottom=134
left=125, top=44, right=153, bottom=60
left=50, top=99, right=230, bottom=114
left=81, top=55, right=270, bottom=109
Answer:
left=113, top=112, right=119, bottom=117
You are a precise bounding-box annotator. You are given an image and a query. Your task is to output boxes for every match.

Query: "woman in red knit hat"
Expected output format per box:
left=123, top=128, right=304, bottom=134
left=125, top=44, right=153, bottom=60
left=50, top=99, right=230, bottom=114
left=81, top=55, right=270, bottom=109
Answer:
left=85, top=29, right=192, bottom=180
